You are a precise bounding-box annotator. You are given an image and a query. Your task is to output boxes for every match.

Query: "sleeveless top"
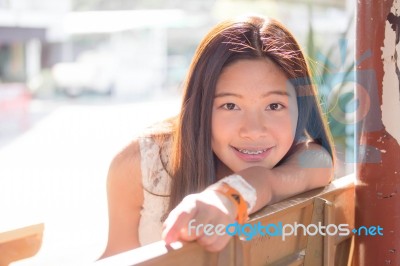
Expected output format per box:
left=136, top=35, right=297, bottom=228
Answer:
left=137, top=134, right=173, bottom=245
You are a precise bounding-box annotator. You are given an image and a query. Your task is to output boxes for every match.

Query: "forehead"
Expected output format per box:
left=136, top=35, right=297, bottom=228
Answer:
left=216, top=58, right=295, bottom=96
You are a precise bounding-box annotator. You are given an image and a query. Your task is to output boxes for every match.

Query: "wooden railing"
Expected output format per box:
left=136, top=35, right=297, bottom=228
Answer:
left=95, top=174, right=355, bottom=266
left=0, top=175, right=354, bottom=265
left=0, top=223, right=44, bottom=266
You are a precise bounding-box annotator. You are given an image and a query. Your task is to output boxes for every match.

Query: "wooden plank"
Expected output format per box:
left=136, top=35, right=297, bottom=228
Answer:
left=0, top=223, right=44, bottom=266
left=0, top=223, right=44, bottom=244
left=238, top=204, right=313, bottom=266
left=303, top=198, right=325, bottom=266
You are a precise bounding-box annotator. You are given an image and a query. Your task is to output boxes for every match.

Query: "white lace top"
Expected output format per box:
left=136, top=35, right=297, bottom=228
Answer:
left=137, top=134, right=173, bottom=245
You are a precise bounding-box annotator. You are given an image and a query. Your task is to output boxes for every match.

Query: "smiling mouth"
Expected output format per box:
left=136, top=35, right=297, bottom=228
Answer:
left=233, top=147, right=269, bottom=155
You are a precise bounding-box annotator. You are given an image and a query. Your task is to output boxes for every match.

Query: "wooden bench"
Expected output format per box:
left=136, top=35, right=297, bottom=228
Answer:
left=95, top=174, right=355, bottom=266
left=0, top=223, right=44, bottom=266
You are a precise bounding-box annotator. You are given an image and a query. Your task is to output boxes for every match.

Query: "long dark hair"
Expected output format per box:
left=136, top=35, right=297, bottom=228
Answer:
left=160, top=16, right=335, bottom=213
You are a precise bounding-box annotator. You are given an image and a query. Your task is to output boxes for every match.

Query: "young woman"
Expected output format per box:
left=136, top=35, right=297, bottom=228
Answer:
left=100, top=15, right=334, bottom=257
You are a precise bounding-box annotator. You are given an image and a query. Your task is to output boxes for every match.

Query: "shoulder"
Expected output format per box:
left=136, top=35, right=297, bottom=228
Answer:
left=297, top=141, right=332, bottom=157
left=111, top=139, right=141, bottom=165
left=101, top=139, right=143, bottom=257
left=108, top=118, right=175, bottom=190
left=109, top=139, right=141, bottom=177
left=286, top=141, right=334, bottom=180
left=107, top=139, right=143, bottom=203
left=285, top=141, right=333, bottom=167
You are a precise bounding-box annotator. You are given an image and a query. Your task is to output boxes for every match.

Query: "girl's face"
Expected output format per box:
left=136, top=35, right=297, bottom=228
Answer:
left=211, top=58, right=298, bottom=174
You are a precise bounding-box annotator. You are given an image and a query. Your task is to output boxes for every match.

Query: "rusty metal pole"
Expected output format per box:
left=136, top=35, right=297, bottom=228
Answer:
left=355, top=0, right=400, bottom=265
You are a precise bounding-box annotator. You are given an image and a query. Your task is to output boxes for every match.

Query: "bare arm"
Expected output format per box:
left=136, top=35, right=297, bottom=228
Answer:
left=162, top=142, right=333, bottom=251
left=99, top=140, right=143, bottom=259
left=239, top=141, right=334, bottom=214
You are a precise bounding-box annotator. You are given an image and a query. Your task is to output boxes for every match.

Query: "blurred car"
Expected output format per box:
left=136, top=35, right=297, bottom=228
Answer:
left=51, top=52, right=115, bottom=97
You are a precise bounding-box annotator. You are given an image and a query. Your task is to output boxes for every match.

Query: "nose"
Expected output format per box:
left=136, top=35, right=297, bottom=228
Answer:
left=239, top=111, right=267, bottom=140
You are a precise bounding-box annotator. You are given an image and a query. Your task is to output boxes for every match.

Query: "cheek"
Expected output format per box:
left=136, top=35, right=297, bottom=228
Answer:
left=211, top=113, right=226, bottom=148
left=211, top=112, right=237, bottom=141
left=270, top=111, right=297, bottom=132
left=270, top=113, right=297, bottom=149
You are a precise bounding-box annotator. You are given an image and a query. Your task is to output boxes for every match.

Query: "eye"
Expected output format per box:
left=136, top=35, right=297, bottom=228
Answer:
left=267, top=103, right=284, bottom=111
left=221, top=103, right=239, bottom=110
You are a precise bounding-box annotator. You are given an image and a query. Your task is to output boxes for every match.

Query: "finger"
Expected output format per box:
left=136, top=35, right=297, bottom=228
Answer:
left=179, top=219, right=203, bottom=241
left=180, top=211, right=212, bottom=241
left=181, top=204, right=234, bottom=244
left=162, top=202, right=197, bottom=244
left=162, top=211, right=194, bottom=244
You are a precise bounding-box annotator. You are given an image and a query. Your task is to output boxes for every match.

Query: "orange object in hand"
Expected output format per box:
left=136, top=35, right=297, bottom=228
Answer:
left=210, top=182, right=249, bottom=224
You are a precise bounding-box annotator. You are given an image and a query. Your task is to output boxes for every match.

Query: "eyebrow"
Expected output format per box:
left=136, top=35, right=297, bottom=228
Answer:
left=214, top=90, right=292, bottom=98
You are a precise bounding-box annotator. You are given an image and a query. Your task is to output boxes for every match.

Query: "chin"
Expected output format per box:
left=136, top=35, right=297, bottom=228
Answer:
left=232, top=162, right=274, bottom=173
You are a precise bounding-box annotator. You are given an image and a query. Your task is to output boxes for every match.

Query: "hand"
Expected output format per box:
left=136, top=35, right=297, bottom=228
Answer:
left=161, top=189, right=238, bottom=252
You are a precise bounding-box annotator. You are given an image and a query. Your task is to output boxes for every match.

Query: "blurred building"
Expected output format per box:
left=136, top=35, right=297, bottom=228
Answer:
left=0, top=0, right=218, bottom=99
left=0, top=0, right=69, bottom=83
left=0, top=0, right=353, bottom=99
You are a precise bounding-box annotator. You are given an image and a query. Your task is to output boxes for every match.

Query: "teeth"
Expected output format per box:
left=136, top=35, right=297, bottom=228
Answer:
left=238, top=148, right=267, bottom=155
